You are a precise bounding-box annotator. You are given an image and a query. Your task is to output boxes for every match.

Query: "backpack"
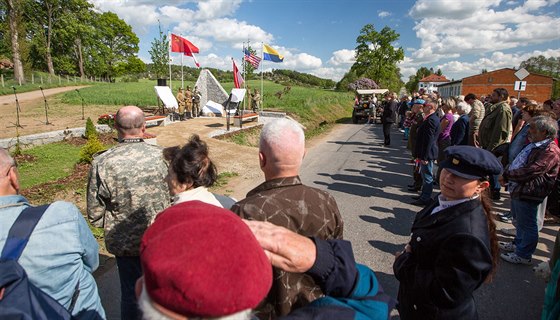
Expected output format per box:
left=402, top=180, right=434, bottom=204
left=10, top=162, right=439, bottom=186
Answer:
left=0, top=205, right=78, bottom=319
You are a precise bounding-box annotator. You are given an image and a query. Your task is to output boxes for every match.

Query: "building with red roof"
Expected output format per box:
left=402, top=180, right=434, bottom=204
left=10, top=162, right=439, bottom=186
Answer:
left=418, top=74, right=450, bottom=93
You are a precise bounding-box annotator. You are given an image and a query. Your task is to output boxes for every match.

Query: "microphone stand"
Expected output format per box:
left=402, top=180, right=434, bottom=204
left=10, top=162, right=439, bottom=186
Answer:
left=12, top=86, right=24, bottom=128
left=40, top=86, right=52, bottom=125
left=75, top=89, right=85, bottom=120
left=225, top=93, right=233, bottom=131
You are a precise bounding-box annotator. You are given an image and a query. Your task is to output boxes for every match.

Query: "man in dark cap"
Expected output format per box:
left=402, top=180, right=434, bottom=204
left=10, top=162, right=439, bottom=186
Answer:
left=136, top=200, right=394, bottom=320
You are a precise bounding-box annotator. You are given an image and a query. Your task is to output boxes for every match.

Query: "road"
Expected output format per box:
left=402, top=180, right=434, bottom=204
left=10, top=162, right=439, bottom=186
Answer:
left=96, top=123, right=554, bottom=319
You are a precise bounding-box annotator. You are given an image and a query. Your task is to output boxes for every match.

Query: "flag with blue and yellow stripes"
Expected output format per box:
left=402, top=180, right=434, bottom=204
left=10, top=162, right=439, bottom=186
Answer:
left=263, top=44, right=284, bottom=63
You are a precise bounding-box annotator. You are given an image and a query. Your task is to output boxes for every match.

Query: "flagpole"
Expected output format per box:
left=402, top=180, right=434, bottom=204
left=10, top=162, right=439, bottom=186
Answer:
left=181, top=53, right=184, bottom=89
left=168, top=31, right=172, bottom=90
left=261, top=42, right=264, bottom=111
left=243, top=41, right=248, bottom=113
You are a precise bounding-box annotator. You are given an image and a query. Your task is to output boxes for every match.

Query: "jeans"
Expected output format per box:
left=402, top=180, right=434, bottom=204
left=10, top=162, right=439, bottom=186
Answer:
left=404, top=127, right=410, bottom=139
left=116, top=256, right=143, bottom=320
left=512, top=198, right=540, bottom=259
left=420, top=160, right=434, bottom=201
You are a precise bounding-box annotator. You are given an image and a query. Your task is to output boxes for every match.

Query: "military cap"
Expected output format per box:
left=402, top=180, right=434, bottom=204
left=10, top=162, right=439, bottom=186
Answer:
left=440, top=146, right=503, bottom=180
left=140, top=200, right=272, bottom=318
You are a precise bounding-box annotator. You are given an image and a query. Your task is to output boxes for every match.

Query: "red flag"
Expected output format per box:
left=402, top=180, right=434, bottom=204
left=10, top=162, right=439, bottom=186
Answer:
left=233, top=60, right=244, bottom=89
left=171, top=34, right=184, bottom=53
left=183, top=40, right=200, bottom=68
left=182, top=38, right=199, bottom=56
left=170, top=34, right=200, bottom=54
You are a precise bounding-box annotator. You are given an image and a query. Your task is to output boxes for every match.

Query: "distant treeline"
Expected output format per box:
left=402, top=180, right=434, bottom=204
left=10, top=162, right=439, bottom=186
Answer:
left=150, top=64, right=336, bottom=89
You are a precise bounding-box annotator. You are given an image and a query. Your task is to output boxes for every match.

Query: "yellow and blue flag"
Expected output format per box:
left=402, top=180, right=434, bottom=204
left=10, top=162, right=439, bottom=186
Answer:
left=263, top=44, right=284, bottom=63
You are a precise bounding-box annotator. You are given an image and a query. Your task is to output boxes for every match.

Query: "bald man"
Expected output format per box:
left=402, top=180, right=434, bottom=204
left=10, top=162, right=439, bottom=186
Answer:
left=87, top=106, right=170, bottom=320
left=231, top=118, right=344, bottom=319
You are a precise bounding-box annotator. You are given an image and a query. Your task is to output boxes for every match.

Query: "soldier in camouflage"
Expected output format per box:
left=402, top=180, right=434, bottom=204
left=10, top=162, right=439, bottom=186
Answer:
left=87, top=106, right=170, bottom=320
left=230, top=118, right=344, bottom=319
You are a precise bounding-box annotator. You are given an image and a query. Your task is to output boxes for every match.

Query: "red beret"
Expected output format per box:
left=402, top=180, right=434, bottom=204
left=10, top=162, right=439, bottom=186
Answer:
left=140, top=200, right=272, bottom=317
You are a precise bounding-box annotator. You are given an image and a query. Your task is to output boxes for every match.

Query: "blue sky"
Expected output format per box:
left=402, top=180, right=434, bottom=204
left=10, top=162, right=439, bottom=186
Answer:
left=89, top=0, right=560, bottom=82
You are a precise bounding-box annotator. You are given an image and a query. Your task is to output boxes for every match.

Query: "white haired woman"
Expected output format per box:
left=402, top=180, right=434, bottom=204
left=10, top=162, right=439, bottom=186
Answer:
left=450, top=101, right=471, bottom=146
left=500, top=116, right=560, bottom=264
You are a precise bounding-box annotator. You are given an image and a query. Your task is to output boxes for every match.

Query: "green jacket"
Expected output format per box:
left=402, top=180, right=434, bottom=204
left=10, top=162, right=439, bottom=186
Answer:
left=478, top=101, right=512, bottom=151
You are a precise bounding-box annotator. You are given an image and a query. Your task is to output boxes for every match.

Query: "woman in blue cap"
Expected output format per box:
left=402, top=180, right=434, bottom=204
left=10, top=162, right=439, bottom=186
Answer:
left=394, top=145, right=502, bottom=319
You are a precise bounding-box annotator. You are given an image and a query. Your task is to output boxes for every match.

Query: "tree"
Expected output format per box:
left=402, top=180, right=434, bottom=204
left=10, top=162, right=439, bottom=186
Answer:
left=404, top=66, right=431, bottom=94
left=93, top=12, right=139, bottom=80
left=28, top=0, right=58, bottom=75
left=148, top=21, right=168, bottom=79
left=520, top=55, right=560, bottom=98
left=351, top=24, right=404, bottom=91
left=4, top=0, right=25, bottom=83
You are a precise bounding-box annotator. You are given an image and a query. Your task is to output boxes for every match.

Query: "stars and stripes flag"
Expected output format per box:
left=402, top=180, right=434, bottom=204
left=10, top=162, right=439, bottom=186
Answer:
left=243, top=48, right=261, bottom=69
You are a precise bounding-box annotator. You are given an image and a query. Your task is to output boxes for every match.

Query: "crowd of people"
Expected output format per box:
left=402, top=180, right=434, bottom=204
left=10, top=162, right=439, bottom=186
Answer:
left=1, top=91, right=560, bottom=319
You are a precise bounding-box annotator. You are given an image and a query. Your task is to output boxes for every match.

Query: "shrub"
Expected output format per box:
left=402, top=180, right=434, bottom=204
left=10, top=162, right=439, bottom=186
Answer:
left=348, top=78, right=380, bottom=91
left=79, top=137, right=106, bottom=164
left=85, top=117, right=98, bottom=140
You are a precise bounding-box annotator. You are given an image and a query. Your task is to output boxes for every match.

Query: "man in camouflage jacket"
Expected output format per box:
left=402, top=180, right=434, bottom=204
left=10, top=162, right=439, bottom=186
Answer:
left=231, top=118, right=344, bottom=319
left=87, top=106, right=170, bottom=320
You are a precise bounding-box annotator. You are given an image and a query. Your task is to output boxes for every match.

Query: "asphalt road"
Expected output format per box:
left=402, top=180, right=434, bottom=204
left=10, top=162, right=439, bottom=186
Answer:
left=96, top=122, right=554, bottom=319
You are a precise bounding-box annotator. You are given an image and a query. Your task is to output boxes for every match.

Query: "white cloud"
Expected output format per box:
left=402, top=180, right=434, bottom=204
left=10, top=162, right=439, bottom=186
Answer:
left=435, top=48, right=560, bottom=80
left=309, top=67, right=348, bottom=82
left=178, top=18, right=273, bottom=48
left=407, top=0, right=560, bottom=65
left=328, top=49, right=356, bottom=66
left=378, top=11, right=391, bottom=18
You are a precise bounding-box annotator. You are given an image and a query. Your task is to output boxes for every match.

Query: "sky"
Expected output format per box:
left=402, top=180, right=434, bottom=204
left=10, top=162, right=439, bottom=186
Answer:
left=88, top=0, right=560, bottom=82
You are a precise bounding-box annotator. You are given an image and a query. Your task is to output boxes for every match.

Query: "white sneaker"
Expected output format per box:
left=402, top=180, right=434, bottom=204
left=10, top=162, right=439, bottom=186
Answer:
left=498, top=241, right=515, bottom=252
left=500, top=252, right=532, bottom=265
left=501, top=228, right=517, bottom=236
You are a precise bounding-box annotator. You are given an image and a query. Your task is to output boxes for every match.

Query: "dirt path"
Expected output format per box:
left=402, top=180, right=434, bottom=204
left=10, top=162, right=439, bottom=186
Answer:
left=0, top=86, right=120, bottom=139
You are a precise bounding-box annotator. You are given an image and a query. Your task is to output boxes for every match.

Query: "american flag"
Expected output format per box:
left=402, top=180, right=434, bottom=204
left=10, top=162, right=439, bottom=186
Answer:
left=244, top=49, right=261, bottom=69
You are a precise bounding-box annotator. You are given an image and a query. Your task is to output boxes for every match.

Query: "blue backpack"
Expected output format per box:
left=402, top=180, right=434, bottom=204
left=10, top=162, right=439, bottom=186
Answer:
left=0, top=205, right=78, bottom=319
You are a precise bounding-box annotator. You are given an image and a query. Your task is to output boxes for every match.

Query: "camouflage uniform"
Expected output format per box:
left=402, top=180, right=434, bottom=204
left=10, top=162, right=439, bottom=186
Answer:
left=87, top=139, right=170, bottom=256
left=230, top=176, right=344, bottom=319
left=192, top=87, right=201, bottom=117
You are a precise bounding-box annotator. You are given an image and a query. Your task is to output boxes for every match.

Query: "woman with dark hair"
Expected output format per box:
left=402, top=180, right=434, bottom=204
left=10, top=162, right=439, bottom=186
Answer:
left=394, top=146, right=501, bottom=319
left=163, top=134, right=236, bottom=209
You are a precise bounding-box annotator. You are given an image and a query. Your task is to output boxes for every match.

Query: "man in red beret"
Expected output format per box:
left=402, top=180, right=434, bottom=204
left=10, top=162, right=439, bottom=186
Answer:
left=135, top=200, right=394, bottom=320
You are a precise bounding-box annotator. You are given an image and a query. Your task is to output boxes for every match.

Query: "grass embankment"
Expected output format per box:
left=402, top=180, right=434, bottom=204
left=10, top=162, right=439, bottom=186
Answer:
left=17, top=142, right=82, bottom=190
left=59, top=79, right=353, bottom=127
left=0, top=71, right=97, bottom=96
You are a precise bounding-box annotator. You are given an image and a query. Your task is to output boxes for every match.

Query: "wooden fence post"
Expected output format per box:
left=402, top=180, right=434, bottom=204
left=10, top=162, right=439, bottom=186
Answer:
left=1, top=74, right=4, bottom=88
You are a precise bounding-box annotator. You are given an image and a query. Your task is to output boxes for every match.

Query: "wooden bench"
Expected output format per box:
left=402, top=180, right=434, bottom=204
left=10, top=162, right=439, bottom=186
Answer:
left=145, top=115, right=167, bottom=128
left=233, top=112, right=259, bottom=126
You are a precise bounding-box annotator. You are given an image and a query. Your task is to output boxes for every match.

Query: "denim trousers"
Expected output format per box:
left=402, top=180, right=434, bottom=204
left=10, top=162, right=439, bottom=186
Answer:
left=420, top=160, right=434, bottom=201
left=512, top=198, right=540, bottom=259
left=116, top=256, right=143, bottom=320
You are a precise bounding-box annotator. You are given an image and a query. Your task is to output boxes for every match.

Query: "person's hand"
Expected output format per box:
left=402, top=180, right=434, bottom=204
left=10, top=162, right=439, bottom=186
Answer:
left=473, top=132, right=480, bottom=147
left=394, top=244, right=411, bottom=260
left=244, top=220, right=316, bottom=273
left=498, top=175, right=506, bottom=187
left=421, top=160, right=429, bottom=165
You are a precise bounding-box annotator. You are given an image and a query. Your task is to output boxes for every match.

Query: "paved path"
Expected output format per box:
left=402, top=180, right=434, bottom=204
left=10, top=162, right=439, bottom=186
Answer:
left=96, top=123, right=555, bottom=319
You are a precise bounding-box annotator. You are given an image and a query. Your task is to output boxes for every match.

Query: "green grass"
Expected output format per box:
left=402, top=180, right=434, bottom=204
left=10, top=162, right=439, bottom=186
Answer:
left=0, top=71, right=98, bottom=96
left=17, top=142, right=82, bottom=189
left=212, top=171, right=239, bottom=189
left=57, top=79, right=355, bottom=127
left=60, top=79, right=180, bottom=107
